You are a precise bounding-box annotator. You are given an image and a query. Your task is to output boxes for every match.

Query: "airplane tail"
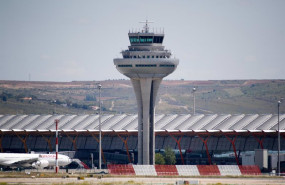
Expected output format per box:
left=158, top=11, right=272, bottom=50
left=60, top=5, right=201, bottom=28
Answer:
left=72, top=159, right=90, bottom=169
left=80, top=161, right=90, bottom=169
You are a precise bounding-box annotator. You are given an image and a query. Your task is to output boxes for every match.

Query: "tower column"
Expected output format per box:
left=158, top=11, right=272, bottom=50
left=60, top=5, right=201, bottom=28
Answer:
left=150, top=78, right=162, bottom=164
left=132, top=78, right=162, bottom=164
left=131, top=79, right=143, bottom=164
left=140, top=78, right=152, bottom=164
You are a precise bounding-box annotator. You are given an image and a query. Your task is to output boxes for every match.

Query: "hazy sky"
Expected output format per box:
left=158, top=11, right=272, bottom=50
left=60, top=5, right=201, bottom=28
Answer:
left=0, top=0, right=284, bottom=82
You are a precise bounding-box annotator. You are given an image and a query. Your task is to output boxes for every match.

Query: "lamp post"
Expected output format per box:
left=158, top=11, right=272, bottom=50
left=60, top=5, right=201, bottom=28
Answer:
left=277, top=98, right=283, bottom=176
left=55, top=119, right=59, bottom=173
left=192, top=87, right=196, bottom=115
left=97, top=83, right=102, bottom=170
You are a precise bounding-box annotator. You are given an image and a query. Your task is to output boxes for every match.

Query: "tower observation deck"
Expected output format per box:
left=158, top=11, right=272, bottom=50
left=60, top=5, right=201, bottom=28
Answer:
left=114, top=21, right=179, bottom=165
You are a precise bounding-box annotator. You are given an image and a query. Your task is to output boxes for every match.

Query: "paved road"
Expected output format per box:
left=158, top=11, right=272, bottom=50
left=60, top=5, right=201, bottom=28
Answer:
left=0, top=177, right=285, bottom=185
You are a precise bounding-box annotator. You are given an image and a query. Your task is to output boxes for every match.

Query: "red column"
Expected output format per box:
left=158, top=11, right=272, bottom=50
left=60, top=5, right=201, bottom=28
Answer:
left=64, top=132, right=79, bottom=151
left=41, top=133, right=53, bottom=152
left=14, top=132, right=29, bottom=153
left=168, top=132, right=185, bottom=165
left=224, top=134, right=239, bottom=165
left=88, top=131, right=106, bottom=165
left=197, top=135, right=212, bottom=165
left=251, top=132, right=266, bottom=149
left=117, top=133, right=132, bottom=163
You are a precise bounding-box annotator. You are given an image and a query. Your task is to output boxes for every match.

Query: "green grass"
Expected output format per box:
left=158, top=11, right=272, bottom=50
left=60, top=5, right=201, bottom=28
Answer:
left=224, top=88, right=244, bottom=97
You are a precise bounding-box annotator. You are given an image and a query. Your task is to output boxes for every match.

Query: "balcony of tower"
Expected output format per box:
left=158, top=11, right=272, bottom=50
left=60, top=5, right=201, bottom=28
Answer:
left=121, top=51, right=172, bottom=59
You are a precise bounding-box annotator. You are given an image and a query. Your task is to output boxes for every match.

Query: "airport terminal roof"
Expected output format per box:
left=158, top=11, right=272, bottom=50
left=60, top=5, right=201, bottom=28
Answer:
left=0, top=114, right=285, bottom=133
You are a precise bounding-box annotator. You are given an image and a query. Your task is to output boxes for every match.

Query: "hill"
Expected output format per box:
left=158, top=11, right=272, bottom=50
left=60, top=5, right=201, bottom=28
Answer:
left=0, top=79, right=284, bottom=115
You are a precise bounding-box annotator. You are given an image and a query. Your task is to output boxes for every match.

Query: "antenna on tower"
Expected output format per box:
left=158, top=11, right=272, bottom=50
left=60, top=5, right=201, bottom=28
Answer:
left=139, top=19, right=154, bottom=33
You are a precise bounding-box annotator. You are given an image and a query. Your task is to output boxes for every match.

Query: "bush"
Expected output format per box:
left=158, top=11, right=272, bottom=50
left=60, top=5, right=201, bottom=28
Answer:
left=164, top=147, right=176, bottom=165
left=85, top=94, right=96, bottom=101
left=155, top=153, right=165, bottom=165
left=2, top=96, right=7, bottom=102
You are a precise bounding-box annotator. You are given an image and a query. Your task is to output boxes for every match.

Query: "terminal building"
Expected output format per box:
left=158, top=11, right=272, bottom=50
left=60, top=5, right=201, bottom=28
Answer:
left=0, top=114, right=284, bottom=169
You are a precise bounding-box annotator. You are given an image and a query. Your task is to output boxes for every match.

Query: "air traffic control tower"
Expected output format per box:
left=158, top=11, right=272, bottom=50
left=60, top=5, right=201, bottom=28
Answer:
left=114, top=21, right=179, bottom=165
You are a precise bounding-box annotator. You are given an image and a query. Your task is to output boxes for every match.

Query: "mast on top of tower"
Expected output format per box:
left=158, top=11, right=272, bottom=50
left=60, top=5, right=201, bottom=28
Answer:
left=139, top=20, right=154, bottom=33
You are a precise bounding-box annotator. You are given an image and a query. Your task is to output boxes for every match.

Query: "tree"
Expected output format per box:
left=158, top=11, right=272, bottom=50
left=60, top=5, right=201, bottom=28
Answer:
left=164, top=147, right=176, bottom=165
left=85, top=94, right=96, bottom=101
left=2, top=95, right=7, bottom=102
left=155, top=153, right=165, bottom=165
left=65, top=99, right=72, bottom=107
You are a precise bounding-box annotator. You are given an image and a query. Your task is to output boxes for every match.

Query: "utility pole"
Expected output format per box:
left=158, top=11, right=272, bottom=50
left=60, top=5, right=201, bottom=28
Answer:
left=97, top=83, right=102, bottom=169
left=192, top=87, right=197, bottom=115
left=55, top=119, right=59, bottom=173
left=277, top=98, right=283, bottom=176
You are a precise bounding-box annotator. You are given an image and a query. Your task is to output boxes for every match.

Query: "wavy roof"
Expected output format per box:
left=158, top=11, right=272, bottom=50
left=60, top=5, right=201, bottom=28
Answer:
left=0, top=114, right=285, bottom=133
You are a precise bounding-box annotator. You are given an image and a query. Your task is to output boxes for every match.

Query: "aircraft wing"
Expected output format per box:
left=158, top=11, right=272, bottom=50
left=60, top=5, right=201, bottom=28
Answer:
left=2, top=157, right=39, bottom=167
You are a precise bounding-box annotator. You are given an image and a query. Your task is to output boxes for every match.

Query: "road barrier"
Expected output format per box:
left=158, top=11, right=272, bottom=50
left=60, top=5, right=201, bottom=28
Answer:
left=107, top=164, right=261, bottom=176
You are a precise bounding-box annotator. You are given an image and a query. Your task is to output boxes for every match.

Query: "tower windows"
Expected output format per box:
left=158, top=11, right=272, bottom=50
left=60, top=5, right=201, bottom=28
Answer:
left=139, top=36, right=153, bottom=43
left=153, top=36, right=164, bottom=43
left=136, top=64, right=157, bottom=67
left=118, top=64, right=132, bottom=67
left=129, top=37, right=139, bottom=43
left=129, top=36, right=164, bottom=44
left=159, top=64, right=175, bottom=67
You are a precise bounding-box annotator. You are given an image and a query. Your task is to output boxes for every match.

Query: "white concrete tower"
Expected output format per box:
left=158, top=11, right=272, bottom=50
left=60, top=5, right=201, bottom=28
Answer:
left=114, top=21, right=179, bottom=164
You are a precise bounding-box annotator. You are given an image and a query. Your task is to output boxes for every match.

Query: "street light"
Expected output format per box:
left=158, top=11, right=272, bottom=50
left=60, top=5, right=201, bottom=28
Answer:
left=277, top=98, right=283, bottom=176
left=192, top=87, right=197, bottom=115
left=97, top=83, right=102, bottom=170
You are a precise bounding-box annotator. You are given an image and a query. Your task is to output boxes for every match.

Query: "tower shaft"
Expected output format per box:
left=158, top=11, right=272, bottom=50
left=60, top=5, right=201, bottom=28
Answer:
left=132, top=78, right=161, bottom=164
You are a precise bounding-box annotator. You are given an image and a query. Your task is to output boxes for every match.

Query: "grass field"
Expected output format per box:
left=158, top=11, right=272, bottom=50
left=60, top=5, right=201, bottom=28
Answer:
left=0, top=173, right=284, bottom=185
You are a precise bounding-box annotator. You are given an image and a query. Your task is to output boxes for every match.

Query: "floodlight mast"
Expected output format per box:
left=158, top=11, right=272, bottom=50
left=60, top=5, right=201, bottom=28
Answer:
left=192, top=87, right=197, bottom=115
left=97, top=83, right=102, bottom=170
left=55, top=119, right=59, bottom=173
left=114, top=21, right=179, bottom=164
left=277, top=98, right=283, bottom=176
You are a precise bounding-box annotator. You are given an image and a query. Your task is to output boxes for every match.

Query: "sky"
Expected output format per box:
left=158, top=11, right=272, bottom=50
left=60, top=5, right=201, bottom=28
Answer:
left=0, top=0, right=284, bottom=82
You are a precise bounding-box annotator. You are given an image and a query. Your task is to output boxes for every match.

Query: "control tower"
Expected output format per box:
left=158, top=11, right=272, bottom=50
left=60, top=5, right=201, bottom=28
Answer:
left=114, top=21, right=179, bottom=165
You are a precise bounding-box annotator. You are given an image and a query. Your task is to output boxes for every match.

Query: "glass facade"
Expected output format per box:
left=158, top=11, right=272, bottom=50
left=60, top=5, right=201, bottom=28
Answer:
left=129, top=37, right=140, bottom=43
left=129, top=36, right=164, bottom=44
left=153, top=36, right=163, bottom=43
left=139, top=36, right=153, bottom=43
